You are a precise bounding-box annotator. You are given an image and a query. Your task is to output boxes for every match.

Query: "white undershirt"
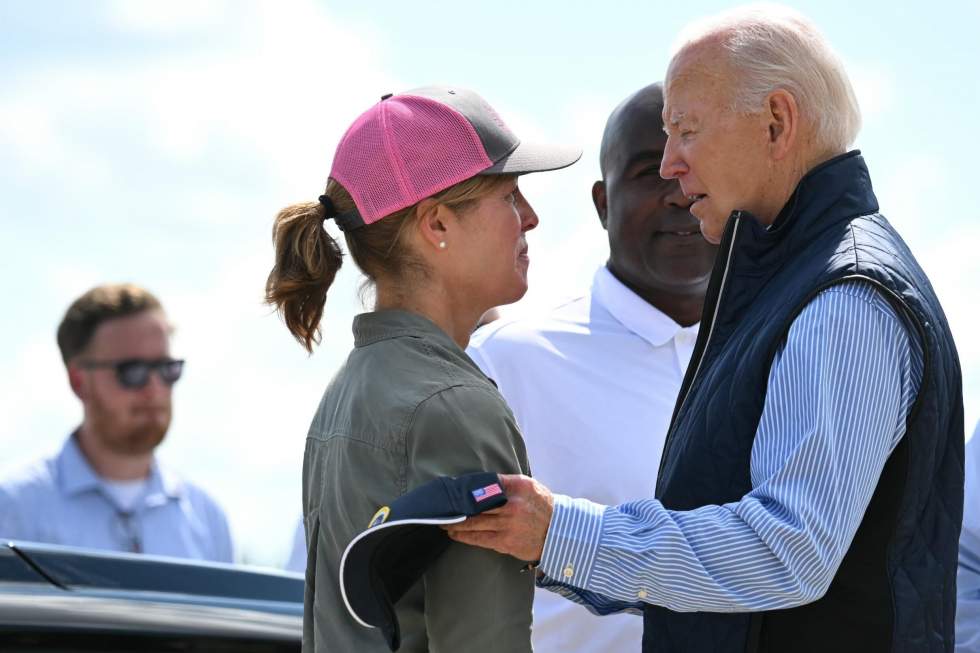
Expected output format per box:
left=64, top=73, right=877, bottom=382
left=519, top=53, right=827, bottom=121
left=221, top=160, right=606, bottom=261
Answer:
left=467, top=266, right=696, bottom=653
left=101, top=478, right=149, bottom=512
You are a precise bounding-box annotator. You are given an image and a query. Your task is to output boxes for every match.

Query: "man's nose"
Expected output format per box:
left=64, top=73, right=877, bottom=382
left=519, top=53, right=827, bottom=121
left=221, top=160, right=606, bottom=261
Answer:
left=660, top=137, right=687, bottom=180
left=517, top=191, right=539, bottom=232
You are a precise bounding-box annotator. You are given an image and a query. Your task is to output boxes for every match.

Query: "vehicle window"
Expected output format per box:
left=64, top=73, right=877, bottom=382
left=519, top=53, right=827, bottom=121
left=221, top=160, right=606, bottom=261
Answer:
left=0, top=632, right=299, bottom=653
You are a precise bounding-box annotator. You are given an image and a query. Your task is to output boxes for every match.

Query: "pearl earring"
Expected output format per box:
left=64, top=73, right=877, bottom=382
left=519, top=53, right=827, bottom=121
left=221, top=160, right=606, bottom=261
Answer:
left=438, top=241, right=447, bottom=250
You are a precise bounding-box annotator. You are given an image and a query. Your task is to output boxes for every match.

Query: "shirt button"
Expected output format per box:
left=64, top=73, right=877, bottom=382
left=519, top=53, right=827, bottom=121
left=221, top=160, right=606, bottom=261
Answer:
left=563, top=564, right=574, bottom=579
left=637, top=589, right=648, bottom=599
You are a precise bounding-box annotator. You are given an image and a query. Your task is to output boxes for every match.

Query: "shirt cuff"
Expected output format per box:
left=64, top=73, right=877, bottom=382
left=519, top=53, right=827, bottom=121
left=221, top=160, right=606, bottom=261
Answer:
left=536, top=572, right=585, bottom=601
left=540, top=493, right=606, bottom=591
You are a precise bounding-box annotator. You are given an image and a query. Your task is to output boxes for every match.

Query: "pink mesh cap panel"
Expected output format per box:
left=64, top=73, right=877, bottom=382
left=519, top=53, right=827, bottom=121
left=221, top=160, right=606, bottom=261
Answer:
left=329, top=95, right=493, bottom=225
left=329, top=104, right=403, bottom=224
left=388, top=96, right=493, bottom=203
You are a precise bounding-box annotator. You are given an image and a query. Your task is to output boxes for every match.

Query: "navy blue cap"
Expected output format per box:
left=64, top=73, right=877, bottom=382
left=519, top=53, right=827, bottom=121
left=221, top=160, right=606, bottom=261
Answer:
left=340, top=472, right=508, bottom=651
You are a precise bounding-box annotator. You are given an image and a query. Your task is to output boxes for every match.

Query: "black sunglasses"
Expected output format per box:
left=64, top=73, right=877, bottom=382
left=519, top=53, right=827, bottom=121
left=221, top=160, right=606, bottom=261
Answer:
left=79, top=358, right=185, bottom=390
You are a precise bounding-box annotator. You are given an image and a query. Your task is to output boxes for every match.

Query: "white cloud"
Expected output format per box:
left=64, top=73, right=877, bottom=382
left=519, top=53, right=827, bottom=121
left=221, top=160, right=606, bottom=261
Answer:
left=107, top=0, right=233, bottom=34
left=916, top=227, right=980, bottom=431
left=0, top=337, right=79, bottom=473
left=847, top=61, right=895, bottom=124
left=0, top=101, right=65, bottom=170
left=873, top=155, right=980, bottom=430
left=44, top=263, right=105, bottom=301
left=0, top=3, right=396, bottom=200
left=872, top=155, right=948, bottom=248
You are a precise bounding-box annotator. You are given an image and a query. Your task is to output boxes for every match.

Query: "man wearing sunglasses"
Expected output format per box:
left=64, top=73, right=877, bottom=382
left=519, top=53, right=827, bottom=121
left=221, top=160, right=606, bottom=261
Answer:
left=0, top=284, right=233, bottom=562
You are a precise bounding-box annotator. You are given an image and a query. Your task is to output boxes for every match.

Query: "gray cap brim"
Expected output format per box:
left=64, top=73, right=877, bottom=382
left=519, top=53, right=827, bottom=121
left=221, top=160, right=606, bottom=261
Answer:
left=483, top=141, right=582, bottom=175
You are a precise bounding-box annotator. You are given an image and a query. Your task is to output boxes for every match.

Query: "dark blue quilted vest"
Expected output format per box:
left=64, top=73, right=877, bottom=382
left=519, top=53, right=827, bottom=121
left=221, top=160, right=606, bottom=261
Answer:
left=642, top=152, right=963, bottom=653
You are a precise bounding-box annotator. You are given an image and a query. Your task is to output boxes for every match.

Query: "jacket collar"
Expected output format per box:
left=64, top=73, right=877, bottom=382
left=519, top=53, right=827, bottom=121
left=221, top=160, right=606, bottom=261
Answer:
left=353, top=309, right=462, bottom=352
left=353, top=309, right=490, bottom=383
left=593, top=266, right=691, bottom=348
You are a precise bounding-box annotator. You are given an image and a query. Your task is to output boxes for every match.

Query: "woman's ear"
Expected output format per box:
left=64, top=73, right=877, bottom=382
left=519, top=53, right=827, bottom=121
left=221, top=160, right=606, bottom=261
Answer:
left=415, top=198, right=455, bottom=251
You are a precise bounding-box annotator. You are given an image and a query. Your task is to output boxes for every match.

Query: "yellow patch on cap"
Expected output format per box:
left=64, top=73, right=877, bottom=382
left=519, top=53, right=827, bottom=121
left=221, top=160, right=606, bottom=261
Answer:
left=369, top=506, right=391, bottom=528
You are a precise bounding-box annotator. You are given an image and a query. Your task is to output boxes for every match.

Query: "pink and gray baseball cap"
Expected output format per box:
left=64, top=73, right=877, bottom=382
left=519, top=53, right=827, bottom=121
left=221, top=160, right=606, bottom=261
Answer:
left=327, top=85, right=581, bottom=231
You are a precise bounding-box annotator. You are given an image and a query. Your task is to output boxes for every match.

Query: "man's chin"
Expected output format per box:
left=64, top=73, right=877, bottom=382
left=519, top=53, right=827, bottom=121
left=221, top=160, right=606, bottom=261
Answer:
left=696, top=215, right=727, bottom=245
left=689, top=202, right=728, bottom=244
left=116, top=421, right=169, bottom=455
left=701, top=230, right=723, bottom=246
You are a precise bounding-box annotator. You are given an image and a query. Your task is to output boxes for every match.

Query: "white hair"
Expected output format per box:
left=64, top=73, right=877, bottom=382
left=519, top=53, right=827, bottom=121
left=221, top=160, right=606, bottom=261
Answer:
left=672, top=4, right=861, bottom=154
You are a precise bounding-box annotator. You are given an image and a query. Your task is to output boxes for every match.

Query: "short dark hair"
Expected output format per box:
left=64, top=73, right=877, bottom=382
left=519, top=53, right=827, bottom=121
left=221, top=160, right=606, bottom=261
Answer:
left=57, top=283, right=164, bottom=365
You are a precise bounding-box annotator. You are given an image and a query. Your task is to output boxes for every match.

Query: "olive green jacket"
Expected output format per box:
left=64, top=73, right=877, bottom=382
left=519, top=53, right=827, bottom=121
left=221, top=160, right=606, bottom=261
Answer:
left=302, top=310, right=533, bottom=653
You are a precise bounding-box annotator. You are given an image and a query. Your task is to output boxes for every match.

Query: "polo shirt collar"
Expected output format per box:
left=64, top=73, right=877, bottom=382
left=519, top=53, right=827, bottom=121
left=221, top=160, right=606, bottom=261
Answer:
left=57, top=433, right=102, bottom=497
left=57, top=431, right=183, bottom=502
left=592, top=266, right=689, bottom=348
left=148, top=460, right=184, bottom=503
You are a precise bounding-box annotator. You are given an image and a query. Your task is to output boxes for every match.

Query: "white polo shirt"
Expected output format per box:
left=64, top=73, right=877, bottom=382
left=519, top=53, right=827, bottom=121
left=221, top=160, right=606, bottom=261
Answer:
left=467, top=265, right=697, bottom=653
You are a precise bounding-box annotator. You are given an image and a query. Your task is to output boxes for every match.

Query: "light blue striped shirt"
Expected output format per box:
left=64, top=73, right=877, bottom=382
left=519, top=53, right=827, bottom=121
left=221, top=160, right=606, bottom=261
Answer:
left=539, top=280, right=923, bottom=614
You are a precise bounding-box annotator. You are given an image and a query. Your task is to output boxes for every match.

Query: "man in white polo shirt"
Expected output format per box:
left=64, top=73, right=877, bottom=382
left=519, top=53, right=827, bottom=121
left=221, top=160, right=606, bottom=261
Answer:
left=467, top=82, right=718, bottom=653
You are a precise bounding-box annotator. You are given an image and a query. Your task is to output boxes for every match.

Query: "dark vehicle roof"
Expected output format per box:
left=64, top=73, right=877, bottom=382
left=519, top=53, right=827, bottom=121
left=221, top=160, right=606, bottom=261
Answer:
left=0, top=541, right=303, bottom=642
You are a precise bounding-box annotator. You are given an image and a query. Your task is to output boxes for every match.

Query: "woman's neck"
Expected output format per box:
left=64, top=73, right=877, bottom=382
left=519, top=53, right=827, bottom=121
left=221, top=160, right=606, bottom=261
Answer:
left=375, top=282, right=483, bottom=350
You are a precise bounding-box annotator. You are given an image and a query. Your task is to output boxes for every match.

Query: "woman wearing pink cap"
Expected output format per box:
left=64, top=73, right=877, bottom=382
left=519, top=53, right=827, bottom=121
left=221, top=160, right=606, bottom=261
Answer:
left=265, top=86, right=579, bottom=652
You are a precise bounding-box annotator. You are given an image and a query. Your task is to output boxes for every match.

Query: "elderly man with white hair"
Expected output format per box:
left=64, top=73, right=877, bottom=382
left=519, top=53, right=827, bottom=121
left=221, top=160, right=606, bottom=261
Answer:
left=447, top=5, right=964, bottom=652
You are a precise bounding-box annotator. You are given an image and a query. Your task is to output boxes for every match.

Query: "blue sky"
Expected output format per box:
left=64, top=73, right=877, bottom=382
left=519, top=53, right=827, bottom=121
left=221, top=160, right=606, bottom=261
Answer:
left=2, top=0, right=978, bottom=567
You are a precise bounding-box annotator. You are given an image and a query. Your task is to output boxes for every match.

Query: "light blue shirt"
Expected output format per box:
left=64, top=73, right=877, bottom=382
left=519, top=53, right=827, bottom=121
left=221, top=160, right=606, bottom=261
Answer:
left=538, top=280, right=923, bottom=614
left=0, top=434, right=234, bottom=562
left=957, top=420, right=980, bottom=652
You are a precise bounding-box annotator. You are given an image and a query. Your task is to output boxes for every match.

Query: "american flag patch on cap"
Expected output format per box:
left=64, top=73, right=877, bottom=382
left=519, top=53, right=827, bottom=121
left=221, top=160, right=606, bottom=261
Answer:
left=472, top=482, right=503, bottom=503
